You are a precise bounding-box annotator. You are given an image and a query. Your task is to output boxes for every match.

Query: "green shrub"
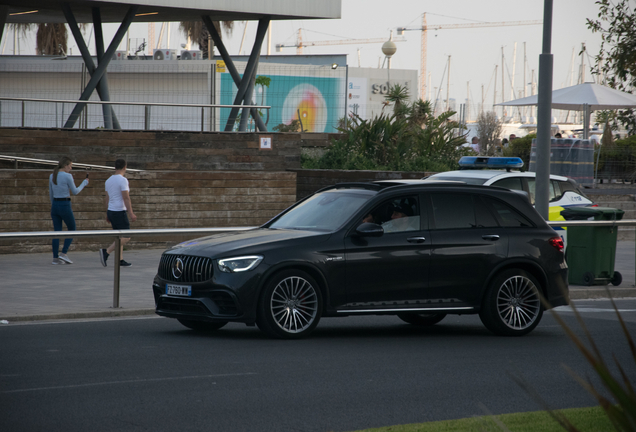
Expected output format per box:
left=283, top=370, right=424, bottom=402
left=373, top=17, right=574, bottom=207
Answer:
left=301, top=99, right=469, bottom=172
left=503, top=133, right=534, bottom=171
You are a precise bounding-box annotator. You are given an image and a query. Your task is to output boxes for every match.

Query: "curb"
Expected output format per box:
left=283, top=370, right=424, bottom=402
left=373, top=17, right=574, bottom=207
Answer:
left=0, top=308, right=156, bottom=323
left=2, top=288, right=636, bottom=324
left=568, top=287, right=636, bottom=300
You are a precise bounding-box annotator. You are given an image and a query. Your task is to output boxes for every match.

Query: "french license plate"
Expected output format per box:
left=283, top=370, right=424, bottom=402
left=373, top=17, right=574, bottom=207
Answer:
left=166, top=284, right=192, bottom=296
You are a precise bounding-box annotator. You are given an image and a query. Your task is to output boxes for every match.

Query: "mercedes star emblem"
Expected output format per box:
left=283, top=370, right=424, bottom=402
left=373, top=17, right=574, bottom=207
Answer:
left=172, top=258, right=184, bottom=279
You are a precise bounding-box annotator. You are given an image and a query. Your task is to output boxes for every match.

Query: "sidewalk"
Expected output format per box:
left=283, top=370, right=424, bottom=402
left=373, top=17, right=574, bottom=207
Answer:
left=1, top=242, right=635, bottom=322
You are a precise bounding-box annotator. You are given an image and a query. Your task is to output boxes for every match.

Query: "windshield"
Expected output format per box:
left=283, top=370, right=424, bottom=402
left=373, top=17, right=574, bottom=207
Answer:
left=427, top=176, right=487, bottom=185
left=269, top=189, right=375, bottom=232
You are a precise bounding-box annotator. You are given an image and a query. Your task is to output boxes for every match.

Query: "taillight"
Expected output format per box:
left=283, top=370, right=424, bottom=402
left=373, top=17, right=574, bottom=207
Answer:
left=590, top=204, right=599, bottom=207
left=549, top=237, right=564, bottom=252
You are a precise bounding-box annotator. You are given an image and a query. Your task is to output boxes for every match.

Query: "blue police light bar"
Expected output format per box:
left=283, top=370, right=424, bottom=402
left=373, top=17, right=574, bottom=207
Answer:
left=458, top=156, right=524, bottom=169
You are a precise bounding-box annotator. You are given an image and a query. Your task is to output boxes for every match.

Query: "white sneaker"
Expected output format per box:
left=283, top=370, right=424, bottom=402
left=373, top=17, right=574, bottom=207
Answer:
left=58, top=253, right=73, bottom=264
left=52, top=258, right=66, bottom=265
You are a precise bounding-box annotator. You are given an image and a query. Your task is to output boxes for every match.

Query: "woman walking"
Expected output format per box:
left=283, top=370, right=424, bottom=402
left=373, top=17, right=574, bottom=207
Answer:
left=49, top=157, right=89, bottom=265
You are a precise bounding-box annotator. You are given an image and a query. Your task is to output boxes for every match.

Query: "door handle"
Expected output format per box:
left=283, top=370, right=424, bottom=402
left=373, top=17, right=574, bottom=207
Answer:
left=482, top=234, right=500, bottom=241
left=407, top=236, right=426, bottom=244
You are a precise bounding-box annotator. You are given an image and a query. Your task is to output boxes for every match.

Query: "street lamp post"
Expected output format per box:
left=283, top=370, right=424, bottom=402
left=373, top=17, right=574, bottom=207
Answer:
left=382, top=31, right=397, bottom=86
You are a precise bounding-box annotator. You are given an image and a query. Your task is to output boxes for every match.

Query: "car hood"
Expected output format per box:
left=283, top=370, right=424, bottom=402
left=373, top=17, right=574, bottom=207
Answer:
left=165, top=228, right=329, bottom=258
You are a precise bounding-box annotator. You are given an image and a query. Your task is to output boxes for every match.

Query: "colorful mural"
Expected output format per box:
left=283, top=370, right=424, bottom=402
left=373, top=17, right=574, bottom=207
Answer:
left=220, top=74, right=344, bottom=132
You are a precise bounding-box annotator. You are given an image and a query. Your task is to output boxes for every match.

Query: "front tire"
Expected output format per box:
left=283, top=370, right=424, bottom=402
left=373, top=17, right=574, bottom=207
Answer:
left=256, top=270, right=322, bottom=339
left=397, top=313, right=446, bottom=326
left=177, top=319, right=228, bottom=332
left=479, top=269, right=543, bottom=336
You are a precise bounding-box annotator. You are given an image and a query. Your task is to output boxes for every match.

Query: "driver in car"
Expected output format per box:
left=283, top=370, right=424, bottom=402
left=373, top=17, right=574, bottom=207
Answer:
left=381, top=203, right=419, bottom=233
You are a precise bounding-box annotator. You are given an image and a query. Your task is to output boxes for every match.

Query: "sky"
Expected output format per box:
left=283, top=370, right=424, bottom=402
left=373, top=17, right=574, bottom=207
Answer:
left=2, top=0, right=605, bottom=109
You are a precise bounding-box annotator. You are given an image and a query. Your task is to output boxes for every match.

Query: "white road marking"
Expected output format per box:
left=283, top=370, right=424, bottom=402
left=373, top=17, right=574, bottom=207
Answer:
left=554, top=306, right=636, bottom=313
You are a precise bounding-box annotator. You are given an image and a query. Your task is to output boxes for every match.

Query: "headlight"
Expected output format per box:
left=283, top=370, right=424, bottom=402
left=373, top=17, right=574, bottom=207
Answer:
left=217, top=255, right=263, bottom=273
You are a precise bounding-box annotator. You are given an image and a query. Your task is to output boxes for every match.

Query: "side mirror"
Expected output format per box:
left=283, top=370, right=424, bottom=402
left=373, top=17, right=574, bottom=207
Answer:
left=355, top=222, right=384, bottom=237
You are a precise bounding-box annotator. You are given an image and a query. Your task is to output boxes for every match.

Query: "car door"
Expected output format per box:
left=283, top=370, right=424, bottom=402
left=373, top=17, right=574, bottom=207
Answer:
left=427, top=192, right=508, bottom=306
left=343, top=194, right=431, bottom=307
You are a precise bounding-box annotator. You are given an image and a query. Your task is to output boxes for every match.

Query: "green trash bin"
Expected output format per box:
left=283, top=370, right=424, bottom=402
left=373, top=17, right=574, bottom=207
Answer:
left=560, top=206, right=625, bottom=286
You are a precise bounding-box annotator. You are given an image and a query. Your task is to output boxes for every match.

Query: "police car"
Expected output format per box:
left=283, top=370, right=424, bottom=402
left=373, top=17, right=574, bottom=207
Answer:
left=423, top=156, right=595, bottom=244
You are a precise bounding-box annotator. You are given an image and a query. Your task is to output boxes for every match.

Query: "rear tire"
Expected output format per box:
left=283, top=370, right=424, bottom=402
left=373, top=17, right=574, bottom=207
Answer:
left=256, top=270, right=322, bottom=339
left=397, top=313, right=446, bottom=326
left=177, top=319, right=228, bottom=332
left=479, top=269, right=543, bottom=336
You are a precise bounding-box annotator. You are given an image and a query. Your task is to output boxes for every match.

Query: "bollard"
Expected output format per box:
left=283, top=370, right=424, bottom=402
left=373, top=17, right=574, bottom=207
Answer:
left=113, top=237, right=121, bottom=308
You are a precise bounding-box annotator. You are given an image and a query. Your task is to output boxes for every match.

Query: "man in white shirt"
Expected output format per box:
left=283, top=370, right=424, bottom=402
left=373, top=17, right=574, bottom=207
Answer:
left=99, top=159, right=137, bottom=267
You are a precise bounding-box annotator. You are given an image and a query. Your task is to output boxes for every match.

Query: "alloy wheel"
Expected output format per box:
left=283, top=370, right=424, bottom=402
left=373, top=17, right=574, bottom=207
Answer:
left=270, top=276, right=319, bottom=334
left=496, top=275, right=541, bottom=330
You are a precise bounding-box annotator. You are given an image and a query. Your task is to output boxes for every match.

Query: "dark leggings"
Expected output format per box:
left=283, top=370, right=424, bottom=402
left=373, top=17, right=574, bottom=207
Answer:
left=51, top=200, right=76, bottom=258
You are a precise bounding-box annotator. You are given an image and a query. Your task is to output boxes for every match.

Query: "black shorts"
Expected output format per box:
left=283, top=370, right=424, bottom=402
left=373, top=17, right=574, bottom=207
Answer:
left=107, top=210, right=130, bottom=230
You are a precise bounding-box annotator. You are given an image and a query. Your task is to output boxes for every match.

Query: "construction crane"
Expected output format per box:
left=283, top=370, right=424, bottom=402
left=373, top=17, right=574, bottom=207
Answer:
left=397, top=14, right=542, bottom=100
left=276, top=29, right=406, bottom=54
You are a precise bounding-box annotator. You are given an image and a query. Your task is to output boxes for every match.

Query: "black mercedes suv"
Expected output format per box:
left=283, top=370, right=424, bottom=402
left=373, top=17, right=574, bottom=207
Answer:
left=152, top=181, right=568, bottom=339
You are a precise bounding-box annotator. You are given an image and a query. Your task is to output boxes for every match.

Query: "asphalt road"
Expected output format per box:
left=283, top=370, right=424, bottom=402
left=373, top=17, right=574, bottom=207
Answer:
left=2, top=299, right=635, bottom=432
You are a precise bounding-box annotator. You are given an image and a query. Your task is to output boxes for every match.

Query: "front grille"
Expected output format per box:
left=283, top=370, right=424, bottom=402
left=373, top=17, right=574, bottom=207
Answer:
left=158, top=254, right=214, bottom=283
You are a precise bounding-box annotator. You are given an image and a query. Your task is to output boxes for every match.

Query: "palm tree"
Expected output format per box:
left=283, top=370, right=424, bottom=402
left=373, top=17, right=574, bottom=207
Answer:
left=384, top=84, right=410, bottom=117
left=35, top=24, right=68, bottom=55
left=179, top=20, right=234, bottom=59
left=9, top=23, right=68, bottom=56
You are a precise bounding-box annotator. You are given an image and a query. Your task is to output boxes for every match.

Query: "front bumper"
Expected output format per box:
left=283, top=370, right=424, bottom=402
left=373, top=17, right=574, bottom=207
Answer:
left=152, top=270, right=263, bottom=323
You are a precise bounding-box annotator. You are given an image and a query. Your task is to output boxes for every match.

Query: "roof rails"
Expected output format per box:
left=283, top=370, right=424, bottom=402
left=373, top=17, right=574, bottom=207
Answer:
left=315, top=182, right=386, bottom=194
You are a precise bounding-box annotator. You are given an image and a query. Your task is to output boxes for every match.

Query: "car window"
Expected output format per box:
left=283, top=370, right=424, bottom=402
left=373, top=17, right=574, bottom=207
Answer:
left=474, top=196, right=500, bottom=228
left=430, top=193, right=498, bottom=229
left=270, top=190, right=374, bottom=232
left=559, top=180, right=588, bottom=198
left=551, top=180, right=563, bottom=201
left=482, top=196, right=534, bottom=228
left=491, top=177, right=523, bottom=192
left=526, top=178, right=557, bottom=204
left=364, top=196, right=421, bottom=233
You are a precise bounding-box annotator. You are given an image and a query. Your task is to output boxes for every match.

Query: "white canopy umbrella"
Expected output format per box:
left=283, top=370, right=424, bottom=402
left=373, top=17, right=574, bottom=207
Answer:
left=497, top=82, right=636, bottom=138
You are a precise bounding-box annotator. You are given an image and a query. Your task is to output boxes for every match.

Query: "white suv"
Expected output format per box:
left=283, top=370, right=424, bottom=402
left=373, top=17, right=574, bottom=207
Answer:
left=423, top=157, right=594, bottom=243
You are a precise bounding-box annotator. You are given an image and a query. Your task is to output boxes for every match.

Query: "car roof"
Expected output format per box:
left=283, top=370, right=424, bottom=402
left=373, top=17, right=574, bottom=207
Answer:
left=319, top=180, right=511, bottom=194
left=427, top=170, right=569, bottom=182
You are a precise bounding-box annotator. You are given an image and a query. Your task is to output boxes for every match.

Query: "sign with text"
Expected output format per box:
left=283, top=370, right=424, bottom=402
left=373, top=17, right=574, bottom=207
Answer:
left=260, top=135, right=273, bottom=150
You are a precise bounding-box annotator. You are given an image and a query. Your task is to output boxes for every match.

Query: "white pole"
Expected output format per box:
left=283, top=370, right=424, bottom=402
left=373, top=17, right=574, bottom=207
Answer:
left=523, top=42, right=527, bottom=121
left=157, top=23, right=166, bottom=50
left=466, top=81, right=470, bottom=123
left=501, top=46, right=505, bottom=118
left=446, top=55, right=451, bottom=111
left=510, top=42, right=517, bottom=101
left=239, top=21, right=248, bottom=55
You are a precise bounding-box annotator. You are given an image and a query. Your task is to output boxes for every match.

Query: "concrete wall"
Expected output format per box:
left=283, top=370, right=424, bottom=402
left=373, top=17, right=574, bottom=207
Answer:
left=0, top=127, right=308, bottom=253
left=0, top=128, right=301, bottom=171
left=0, top=169, right=296, bottom=253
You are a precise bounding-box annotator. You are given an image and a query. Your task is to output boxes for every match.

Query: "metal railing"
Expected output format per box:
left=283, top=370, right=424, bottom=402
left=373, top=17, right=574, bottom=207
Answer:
left=0, top=220, right=633, bottom=309
left=0, top=155, right=145, bottom=171
left=0, top=97, right=270, bottom=132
